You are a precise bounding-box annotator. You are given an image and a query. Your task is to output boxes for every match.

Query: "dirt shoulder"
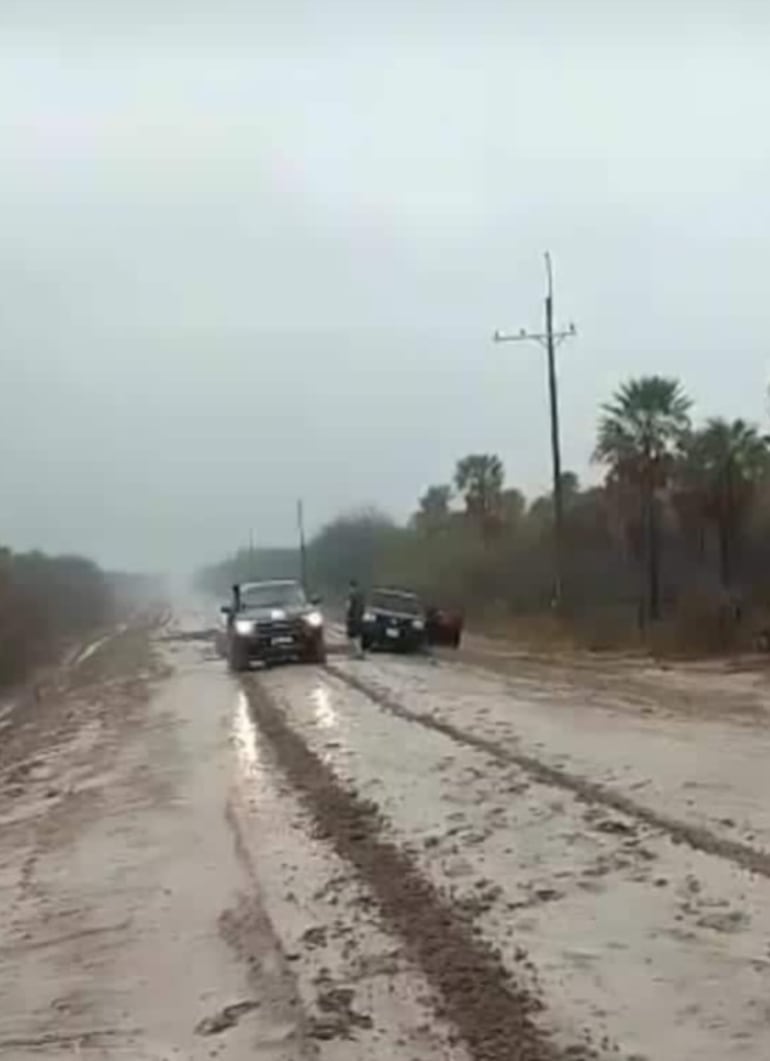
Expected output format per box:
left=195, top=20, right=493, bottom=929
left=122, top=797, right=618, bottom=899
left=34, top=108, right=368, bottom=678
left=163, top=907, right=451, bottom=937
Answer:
left=0, top=614, right=308, bottom=1060
left=0, top=616, right=162, bottom=775
left=456, top=632, right=770, bottom=724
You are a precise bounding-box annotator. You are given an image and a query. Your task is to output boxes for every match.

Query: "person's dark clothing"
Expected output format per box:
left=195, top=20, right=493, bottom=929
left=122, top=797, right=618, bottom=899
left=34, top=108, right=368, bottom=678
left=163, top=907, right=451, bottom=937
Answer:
left=346, top=588, right=365, bottom=639
left=232, top=584, right=241, bottom=611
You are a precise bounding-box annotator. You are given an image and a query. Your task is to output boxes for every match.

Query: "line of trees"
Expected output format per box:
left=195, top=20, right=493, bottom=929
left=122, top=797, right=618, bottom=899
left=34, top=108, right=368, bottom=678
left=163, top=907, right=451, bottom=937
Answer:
left=198, top=375, right=770, bottom=650
left=0, top=548, right=114, bottom=688
left=594, top=376, right=770, bottom=623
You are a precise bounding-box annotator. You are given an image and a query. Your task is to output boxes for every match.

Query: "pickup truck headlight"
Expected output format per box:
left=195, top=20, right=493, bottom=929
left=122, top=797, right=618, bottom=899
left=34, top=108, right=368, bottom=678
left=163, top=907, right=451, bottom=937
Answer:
left=412, top=618, right=425, bottom=630
left=234, top=619, right=255, bottom=635
left=363, top=610, right=376, bottom=623
left=303, top=610, right=323, bottom=628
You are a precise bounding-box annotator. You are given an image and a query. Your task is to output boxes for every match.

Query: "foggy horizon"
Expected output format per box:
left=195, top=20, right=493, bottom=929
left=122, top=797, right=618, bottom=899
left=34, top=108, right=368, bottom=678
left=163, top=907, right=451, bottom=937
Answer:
left=2, top=2, right=769, bottom=572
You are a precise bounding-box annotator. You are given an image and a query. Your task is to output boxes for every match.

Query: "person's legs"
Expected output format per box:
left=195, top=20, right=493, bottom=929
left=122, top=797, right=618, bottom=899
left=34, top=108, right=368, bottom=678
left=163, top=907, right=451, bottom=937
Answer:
left=346, top=620, right=362, bottom=658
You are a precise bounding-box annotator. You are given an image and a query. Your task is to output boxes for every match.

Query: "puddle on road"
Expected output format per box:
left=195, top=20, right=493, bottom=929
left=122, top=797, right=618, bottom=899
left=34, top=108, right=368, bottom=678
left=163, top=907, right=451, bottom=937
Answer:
left=312, top=686, right=339, bottom=731
left=232, top=689, right=266, bottom=788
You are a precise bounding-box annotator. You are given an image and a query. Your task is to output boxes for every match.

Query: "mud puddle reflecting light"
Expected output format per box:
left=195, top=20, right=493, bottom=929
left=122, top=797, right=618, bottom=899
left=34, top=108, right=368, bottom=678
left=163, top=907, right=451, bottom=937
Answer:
left=233, top=690, right=262, bottom=781
left=311, top=685, right=338, bottom=730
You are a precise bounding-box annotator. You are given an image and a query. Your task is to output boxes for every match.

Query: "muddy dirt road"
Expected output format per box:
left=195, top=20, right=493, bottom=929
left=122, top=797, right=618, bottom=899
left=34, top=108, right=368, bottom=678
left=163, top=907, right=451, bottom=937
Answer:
left=3, top=612, right=770, bottom=1059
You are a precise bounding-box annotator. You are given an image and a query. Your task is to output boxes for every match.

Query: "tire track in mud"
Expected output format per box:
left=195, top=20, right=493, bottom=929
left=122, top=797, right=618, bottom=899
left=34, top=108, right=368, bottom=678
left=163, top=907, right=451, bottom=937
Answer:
left=327, top=663, right=770, bottom=881
left=242, top=676, right=591, bottom=1061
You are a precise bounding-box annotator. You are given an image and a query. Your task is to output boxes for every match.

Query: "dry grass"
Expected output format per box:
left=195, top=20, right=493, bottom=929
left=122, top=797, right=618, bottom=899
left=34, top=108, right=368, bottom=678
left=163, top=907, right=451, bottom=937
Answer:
left=472, top=594, right=770, bottom=661
left=475, top=607, right=643, bottom=656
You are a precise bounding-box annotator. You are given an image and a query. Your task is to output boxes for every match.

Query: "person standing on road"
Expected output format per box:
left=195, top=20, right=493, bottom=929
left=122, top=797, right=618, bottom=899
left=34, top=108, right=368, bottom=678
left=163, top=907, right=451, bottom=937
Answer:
left=346, top=579, right=366, bottom=658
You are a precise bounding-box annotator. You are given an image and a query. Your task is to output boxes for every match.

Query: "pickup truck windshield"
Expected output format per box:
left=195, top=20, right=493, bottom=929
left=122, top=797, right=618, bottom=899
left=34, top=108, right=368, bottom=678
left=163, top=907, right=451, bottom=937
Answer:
left=370, top=591, right=421, bottom=615
left=240, top=583, right=306, bottom=609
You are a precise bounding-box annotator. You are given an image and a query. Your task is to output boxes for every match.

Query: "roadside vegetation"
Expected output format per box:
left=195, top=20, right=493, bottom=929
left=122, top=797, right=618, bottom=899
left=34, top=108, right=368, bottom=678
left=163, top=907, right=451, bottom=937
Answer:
left=198, top=375, right=770, bottom=655
left=0, top=548, right=113, bottom=689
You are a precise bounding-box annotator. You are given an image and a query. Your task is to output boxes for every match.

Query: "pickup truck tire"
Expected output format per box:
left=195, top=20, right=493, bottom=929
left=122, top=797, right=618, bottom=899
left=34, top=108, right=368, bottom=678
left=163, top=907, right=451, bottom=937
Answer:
left=228, top=641, right=250, bottom=673
left=303, top=641, right=327, bottom=665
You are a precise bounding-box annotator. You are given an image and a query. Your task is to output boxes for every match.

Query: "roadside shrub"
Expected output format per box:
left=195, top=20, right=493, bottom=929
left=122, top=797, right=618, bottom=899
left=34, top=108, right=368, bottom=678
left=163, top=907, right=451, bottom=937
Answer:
left=0, top=547, right=112, bottom=689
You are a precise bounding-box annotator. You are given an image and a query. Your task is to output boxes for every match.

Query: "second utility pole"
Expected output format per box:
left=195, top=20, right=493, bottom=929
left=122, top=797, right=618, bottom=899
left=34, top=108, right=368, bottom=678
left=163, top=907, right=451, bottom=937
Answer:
left=494, top=253, right=576, bottom=610
left=297, top=499, right=308, bottom=592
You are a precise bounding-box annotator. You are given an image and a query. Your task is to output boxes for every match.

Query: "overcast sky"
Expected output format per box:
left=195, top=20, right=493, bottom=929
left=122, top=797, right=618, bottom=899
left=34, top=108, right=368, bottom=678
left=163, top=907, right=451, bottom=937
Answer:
left=1, top=2, right=769, bottom=571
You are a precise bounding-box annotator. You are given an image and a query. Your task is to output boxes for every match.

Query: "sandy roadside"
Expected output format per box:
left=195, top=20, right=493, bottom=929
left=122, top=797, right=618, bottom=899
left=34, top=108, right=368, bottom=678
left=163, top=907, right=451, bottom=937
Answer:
left=0, top=617, right=308, bottom=1060
left=457, top=634, right=770, bottom=722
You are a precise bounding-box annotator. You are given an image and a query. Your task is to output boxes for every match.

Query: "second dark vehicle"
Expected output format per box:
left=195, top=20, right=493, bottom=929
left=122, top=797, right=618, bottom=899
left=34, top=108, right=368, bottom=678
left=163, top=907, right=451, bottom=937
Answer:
left=222, top=579, right=326, bottom=670
left=360, top=588, right=427, bottom=653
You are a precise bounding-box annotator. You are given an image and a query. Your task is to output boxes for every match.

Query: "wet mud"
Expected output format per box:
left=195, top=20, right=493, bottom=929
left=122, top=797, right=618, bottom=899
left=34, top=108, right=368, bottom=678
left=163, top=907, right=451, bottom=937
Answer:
left=243, top=675, right=592, bottom=1061
left=327, top=662, right=770, bottom=879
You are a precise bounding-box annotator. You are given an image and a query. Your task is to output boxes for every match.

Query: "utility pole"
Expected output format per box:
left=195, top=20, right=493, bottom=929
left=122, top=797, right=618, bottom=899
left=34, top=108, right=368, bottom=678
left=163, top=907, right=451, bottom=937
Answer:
left=297, top=499, right=308, bottom=591
left=493, top=252, right=576, bottom=610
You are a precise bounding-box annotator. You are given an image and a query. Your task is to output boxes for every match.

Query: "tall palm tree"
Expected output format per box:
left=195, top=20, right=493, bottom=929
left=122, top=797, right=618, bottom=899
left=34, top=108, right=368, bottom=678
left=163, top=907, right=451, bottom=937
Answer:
left=594, top=376, right=691, bottom=621
left=677, top=418, right=770, bottom=587
left=454, top=454, right=504, bottom=535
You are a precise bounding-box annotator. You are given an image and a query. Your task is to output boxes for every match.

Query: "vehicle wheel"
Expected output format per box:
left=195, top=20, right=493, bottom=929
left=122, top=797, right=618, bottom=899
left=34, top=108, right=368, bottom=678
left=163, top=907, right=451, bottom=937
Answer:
left=304, top=639, right=327, bottom=665
left=228, top=641, right=249, bottom=673
left=452, top=630, right=461, bottom=649
left=361, top=635, right=372, bottom=652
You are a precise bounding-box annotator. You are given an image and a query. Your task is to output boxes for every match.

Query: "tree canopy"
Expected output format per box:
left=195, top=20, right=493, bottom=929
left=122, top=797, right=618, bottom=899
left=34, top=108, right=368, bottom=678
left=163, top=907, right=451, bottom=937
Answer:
left=199, top=373, right=770, bottom=648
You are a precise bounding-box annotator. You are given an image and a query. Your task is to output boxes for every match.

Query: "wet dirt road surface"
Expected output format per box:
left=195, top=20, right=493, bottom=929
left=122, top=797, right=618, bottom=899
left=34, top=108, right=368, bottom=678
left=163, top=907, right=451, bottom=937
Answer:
left=0, top=616, right=308, bottom=1060
left=4, top=611, right=770, bottom=1059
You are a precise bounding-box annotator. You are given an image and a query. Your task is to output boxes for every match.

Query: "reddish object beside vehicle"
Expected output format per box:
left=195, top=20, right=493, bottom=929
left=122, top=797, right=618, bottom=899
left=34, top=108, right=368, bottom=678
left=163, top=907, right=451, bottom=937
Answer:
left=426, top=607, right=464, bottom=648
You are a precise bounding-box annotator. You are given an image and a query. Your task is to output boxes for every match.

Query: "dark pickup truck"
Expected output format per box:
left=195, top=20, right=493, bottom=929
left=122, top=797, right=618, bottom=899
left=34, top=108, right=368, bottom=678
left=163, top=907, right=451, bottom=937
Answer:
left=221, top=579, right=326, bottom=670
left=360, top=588, right=427, bottom=653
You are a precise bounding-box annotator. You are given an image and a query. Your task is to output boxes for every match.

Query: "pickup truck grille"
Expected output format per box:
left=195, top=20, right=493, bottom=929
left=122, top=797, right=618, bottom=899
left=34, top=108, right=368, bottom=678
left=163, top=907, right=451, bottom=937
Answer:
left=256, top=619, right=297, bottom=637
left=373, top=615, right=412, bottom=632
